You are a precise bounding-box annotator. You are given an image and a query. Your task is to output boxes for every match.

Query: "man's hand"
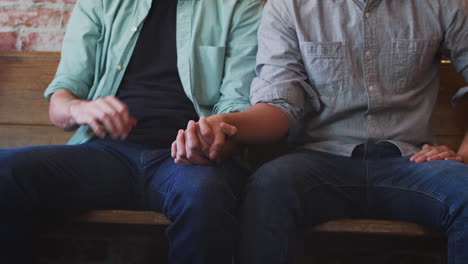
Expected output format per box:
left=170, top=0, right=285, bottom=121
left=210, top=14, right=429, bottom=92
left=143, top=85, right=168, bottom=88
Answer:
left=171, top=121, right=213, bottom=166
left=410, top=144, right=465, bottom=164
left=69, top=96, right=137, bottom=139
left=171, top=115, right=241, bottom=166
left=198, top=115, right=238, bottom=162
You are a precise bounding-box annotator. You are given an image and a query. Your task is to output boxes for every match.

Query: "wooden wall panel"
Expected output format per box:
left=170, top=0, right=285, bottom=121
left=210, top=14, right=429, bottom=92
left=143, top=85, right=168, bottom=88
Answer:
left=0, top=51, right=59, bottom=125
left=433, top=135, right=465, bottom=151
left=431, top=63, right=468, bottom=137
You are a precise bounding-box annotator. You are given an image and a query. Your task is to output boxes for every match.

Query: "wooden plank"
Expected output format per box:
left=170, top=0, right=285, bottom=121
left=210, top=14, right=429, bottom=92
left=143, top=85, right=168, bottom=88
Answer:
left=431, top=64, right=468, bottom=136
left=439, top=63, right=466, bottom=94
left=433, top=135, right=465, bottom=151
left=0, top=51, right=59, bottom=125
left=0, top=124, right=70, bottom=148
left=431, top=102, right=468, bottom=136
left=0, top=51, right=59, bottom=57
left=309, top=219, right=444, bottom=238
left=74, top=210, right=171, bottom=226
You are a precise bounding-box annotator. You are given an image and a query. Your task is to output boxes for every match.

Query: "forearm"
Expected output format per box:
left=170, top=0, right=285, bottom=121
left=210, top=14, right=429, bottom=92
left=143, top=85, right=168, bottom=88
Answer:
left=49, top=89, right=84, bottom=129
left=217, top=103, right=290, bottom=144
left=457, top=130, right=468, bottom=165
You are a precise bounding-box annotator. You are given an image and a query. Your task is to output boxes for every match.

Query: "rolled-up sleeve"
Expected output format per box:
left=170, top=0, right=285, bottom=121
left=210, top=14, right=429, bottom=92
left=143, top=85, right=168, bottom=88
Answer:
left=44, top=0, right=103, bottom=100
left=249, top=0, right=320, bottom=133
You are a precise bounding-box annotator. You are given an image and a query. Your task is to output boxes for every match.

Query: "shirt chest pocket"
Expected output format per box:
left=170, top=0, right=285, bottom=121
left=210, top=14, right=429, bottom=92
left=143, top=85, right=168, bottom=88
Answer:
left=299, top=41, right=349, bottom=97
left=194, top=46, right=226, bottom=104
left=391, top=38, right=440, bottom=92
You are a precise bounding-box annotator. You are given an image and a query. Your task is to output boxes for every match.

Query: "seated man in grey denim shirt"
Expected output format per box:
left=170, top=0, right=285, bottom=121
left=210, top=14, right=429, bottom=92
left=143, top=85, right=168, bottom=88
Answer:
left=173, top=0, right=468, bottom=263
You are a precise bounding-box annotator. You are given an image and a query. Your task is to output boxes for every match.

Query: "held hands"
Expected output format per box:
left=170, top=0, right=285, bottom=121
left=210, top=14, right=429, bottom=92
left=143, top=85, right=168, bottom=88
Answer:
left=410, top=144, right=464, bottom=164
left=171, top=116, right=241, bottom=166
left=69, top=96, right=137, bottom=139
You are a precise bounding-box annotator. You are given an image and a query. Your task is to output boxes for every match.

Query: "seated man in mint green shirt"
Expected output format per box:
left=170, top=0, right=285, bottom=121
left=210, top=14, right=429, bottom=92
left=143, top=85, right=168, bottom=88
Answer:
left=174, top=0, right=468, bottom=263
left=0, top=0, right=262, bottom=263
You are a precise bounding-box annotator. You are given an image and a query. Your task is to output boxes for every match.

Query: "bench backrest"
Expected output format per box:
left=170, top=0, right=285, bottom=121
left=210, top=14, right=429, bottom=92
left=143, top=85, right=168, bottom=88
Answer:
left=1, top=51, right=467, bottom=151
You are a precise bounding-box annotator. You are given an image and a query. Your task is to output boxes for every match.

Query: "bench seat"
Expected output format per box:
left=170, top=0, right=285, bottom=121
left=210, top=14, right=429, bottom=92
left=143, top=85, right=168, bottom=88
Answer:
left=75, top=209, right=444, bottom=238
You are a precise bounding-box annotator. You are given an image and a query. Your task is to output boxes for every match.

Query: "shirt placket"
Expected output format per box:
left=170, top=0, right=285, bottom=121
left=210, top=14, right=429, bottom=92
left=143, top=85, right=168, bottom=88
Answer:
left=176, top=0, right=201, bottom=115
left=109, top=0, right=152, bottom=97
left=362, top=5, right=382, bottom=141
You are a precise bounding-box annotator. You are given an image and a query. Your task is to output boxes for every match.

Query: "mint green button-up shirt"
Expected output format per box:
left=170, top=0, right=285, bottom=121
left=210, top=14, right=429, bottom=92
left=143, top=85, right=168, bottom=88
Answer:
left=44, top=0, right=262, bottom=144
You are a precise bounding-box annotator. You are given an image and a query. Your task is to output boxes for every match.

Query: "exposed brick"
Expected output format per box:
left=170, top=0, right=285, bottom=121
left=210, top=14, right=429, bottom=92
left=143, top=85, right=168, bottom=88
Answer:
left=0, top=8, right=61, bottom=28
left=21, top=32, right=64, bottom=52
left=63, top=9, right=72, bottom=27
left=33, top=0, right=58, bottom=3
left=0, top=1, right=75, bottom=51
left=0, top=31, right=17, bottom=50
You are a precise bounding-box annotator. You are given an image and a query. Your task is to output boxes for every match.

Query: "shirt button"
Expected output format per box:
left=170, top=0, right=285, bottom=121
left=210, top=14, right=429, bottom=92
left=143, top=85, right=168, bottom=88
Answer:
left=366, top=50, right=372, bottom=57
left=365, top=12, right=371, bottom=19
left=367, top=115, right=373, bottom=121
left=131, top=26, right=138, bottom=32
left=369, top=86, right=375, bottom=92
left=117, top=65, right=123, bottom=71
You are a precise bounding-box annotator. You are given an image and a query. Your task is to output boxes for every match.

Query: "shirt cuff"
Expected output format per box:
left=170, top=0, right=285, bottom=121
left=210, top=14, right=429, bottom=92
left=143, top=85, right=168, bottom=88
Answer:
left=451, top=86, right=468, bottom=107
left=213, top=99, right=251, bottom=114
left=44, top=75, right=90, bottom=101
left=250, top=76, right=322, bottom=130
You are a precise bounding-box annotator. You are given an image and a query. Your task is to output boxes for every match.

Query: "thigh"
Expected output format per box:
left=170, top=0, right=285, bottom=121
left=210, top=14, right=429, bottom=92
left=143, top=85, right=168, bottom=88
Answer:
left=0, top=142, right=136, bottom=212
left=245, top=149, right=368, bottom=227
left=370, top=157, right=468, bottom=229
left=145, top=154, right=249, bottom=213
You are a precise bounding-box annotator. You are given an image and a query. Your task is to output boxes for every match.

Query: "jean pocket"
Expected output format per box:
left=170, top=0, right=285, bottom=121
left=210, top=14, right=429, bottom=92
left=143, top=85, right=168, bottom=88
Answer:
left=300, top=41, right=349, bottom=97
left=391, top=38, right=440, bottom=93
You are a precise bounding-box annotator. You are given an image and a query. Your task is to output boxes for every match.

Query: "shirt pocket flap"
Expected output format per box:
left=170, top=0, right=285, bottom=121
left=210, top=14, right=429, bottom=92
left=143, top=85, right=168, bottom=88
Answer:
left=300, top=41, right=346, bottom=58
left=391, top=38, right=440, bottom=54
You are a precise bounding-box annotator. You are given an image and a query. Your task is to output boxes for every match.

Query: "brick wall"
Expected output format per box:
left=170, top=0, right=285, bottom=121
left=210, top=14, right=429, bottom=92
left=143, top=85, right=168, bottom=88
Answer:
left=0, top=0, right=75, bottom=51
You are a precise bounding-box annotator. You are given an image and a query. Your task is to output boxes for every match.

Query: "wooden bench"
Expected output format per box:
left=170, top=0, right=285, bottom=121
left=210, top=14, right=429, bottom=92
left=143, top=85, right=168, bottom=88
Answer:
left=1, top=50, right=467, bottom=262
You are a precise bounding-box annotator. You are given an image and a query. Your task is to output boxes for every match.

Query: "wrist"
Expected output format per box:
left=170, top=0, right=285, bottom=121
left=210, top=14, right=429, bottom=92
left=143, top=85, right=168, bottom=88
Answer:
left=455, top=150, right=468, bottom=165
left=216, top=113, right=239, bottom=128
left=67, top=99, right=84, bottom=127
left=461, top=154, right=468, bottom=165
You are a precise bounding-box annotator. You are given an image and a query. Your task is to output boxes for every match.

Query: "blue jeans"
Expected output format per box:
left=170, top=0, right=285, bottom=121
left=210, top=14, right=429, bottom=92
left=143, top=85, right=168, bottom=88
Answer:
left=0, top=138, right=248, bottom=264
left=238, top=142, right=468, bottom=264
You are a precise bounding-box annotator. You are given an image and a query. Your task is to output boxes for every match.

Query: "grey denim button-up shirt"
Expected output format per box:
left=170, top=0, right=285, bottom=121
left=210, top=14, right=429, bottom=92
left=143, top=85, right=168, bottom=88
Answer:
left=250, top=0, right=468, bottom=157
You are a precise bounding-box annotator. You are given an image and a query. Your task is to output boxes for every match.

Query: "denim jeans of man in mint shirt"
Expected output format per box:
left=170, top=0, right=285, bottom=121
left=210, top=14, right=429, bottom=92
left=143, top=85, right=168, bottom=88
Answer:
left=0, top=139, right=248, bottom=264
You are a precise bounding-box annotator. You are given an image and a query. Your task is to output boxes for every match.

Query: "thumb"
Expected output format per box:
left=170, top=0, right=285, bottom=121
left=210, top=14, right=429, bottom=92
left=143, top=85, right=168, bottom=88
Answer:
left=422, top=144, right=432, bottom=150
left=220, top=122, right=238, bottom=137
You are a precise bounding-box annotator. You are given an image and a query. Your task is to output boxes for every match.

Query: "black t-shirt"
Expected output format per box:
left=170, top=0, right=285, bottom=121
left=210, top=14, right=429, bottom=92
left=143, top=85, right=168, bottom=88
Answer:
left=117, top=0, right=198, bottom=147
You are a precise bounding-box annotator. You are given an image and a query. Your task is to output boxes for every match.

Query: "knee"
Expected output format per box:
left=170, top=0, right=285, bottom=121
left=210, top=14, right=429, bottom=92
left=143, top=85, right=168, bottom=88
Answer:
left=240, top=161, right=306, bottom=226
left=246, top=161, right=302, bottom=201
left=170, top=166, right=239, bottom=211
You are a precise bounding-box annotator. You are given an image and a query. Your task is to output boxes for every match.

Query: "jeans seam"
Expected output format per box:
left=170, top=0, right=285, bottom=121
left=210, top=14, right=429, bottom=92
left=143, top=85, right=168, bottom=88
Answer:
left=375, top=184, right=453, bottom=214
left=150, top=185, right=168, bottom=196
left=139, top=152, right=150, bottom=210
left=365, top=143, right=370, bottom=214
left=148, top=182, right=172, bottom=218
left=304, top=183, right=366, bottom=193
